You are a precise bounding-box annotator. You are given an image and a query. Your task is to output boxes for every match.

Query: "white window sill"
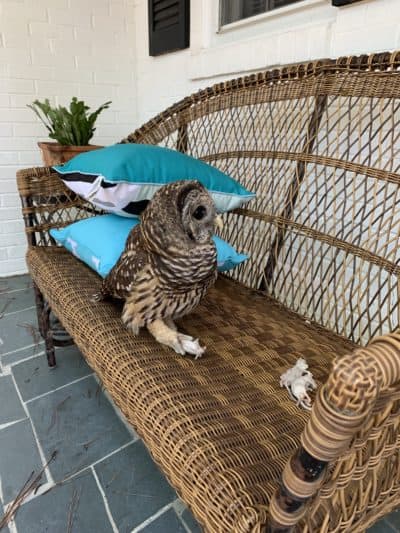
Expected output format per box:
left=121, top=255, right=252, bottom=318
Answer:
left=188, top=0, right=336, bottom=81
left=218, top=0, right=327, bottom=34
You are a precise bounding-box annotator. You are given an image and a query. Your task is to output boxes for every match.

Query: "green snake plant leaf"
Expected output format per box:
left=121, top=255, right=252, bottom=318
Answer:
left=27, top=97, right=111, bottom=145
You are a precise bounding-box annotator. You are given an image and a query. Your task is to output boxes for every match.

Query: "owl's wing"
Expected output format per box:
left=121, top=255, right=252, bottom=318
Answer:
left=99, top=225, right=148, bottom=300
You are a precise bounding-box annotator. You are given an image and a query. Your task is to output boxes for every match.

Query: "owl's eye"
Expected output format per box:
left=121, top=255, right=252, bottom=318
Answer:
left=193, top=205, right=207, bottom=220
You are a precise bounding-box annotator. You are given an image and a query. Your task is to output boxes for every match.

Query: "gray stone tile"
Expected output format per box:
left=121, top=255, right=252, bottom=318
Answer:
left=14, top=470, right=113, bottom=533
left=0, top=499, right=10, bottom=533
left=28, top=376, right=131, bottom=482
left=0, top=307, right=41, bottom=356
left=94, top=440, right=176, bottom=531
left=0, top=288, right=35, bottom=316
left=181, top=507, right=202, bottom=533
left=13, top=345, right=92, bottom=402
left=368, top=518, right=395, bottom=532
left=386, top=509, right=400, bottom=530
left=0, top=375, right=26, bottom=426
left=367, top=517, right=399, bottom=533
left=142, top=509, right=187, bottom=533
left=1, top=343, right=44, bottom=367
left=0, top=275, right=32, bottom=294
left=173, top=500, right=202, bottom=533
left=0, top=419, right=43, bottom=504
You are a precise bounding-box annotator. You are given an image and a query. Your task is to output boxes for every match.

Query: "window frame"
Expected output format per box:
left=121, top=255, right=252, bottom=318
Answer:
left=219, top=0, right=305, bottom=28
left=217, top=0, right=323, bottom=33
left=188, top=0, right=333, bottom=81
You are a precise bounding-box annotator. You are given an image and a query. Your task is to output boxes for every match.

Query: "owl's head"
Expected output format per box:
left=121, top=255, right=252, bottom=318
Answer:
left=178, top=182, right=217, bottom=244
left=141, top=180, right=219, bottom=253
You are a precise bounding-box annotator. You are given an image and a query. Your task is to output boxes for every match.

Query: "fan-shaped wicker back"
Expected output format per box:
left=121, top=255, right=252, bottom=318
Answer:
left=123, top=52, right=400, bottom=345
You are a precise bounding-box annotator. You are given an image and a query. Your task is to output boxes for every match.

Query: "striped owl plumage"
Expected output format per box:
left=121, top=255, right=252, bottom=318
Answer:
left=96, top=180, right=219, bottom=359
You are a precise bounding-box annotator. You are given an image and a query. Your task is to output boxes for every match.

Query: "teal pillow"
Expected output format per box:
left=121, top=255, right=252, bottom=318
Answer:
left=53, top=144, right=255, bottom=217
left=213, top=235, right=248, bottom=272
left=50, top=214, right=248, bottom=277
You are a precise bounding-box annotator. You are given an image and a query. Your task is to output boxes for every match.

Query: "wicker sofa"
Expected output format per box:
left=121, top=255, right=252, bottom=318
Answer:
left=16, top=51, right=400, bottom=532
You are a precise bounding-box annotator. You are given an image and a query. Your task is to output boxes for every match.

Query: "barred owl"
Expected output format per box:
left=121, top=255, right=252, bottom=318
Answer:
left=95, top=180, right=221, bottom=359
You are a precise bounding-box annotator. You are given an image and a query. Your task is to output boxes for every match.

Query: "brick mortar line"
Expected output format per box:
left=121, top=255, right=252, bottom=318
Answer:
left=2, top=351, right=45, bottom=374
left=24, top=373, right=95, bottom=405
left=131, top=501, right=177, bottom=533
left=10, top=371, right=55, bottom=486
left=0, top=417, right=27, bottom=432
left=2, top=305, right=36, bottom=317
left=0, top=341, right=43, bottom=358
left=0, top=286, right=33, bottom=296
left=91, top=466, right=119, bottom=533
left=172, top=500, right=192, bottom=533
left=51, top=440, right=136, bottom=487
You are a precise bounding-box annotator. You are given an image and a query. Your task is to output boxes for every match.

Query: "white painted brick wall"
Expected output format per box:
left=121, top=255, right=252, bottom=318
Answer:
left=0, top=0, right=137, bottom=276
left=133, top=0, right=400, bottom=126
left=1, top=0, right=400, bottom=276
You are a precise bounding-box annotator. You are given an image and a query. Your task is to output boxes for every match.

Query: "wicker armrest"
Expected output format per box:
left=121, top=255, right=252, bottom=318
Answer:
left=16, top=166, right=97, bottom=247
left=269, top=331, right=400, bottom=532
left=17, top=166, right=60, bottom=198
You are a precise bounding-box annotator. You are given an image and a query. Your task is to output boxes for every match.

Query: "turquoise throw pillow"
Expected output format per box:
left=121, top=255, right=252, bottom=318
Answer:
left=53, top=144, right=255, bottom=218
left=50, top=215, right=137, bottom=277
left=213, top=236, right=248, bottom=272
left=50, top=214, right=248, bottom=278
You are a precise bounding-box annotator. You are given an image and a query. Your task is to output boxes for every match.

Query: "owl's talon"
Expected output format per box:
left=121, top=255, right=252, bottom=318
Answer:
left=126, top=321, right=140, bottom=336
left=90, top=292, right=102, bottom=303
left=177, top=334, right=205, bottom=359
left=171, top=339, right=186, bottom=356
left=146, top=320, right=205, bottom=359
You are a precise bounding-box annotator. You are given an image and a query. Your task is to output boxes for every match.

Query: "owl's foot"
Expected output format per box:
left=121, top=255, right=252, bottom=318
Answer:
left=123, top=317, right=140, bottom=335
left=164, top=317, right=177, bottom=331
left=147, top=320, right=205, bottom=359
left=177, top=334, right=205, bottom=360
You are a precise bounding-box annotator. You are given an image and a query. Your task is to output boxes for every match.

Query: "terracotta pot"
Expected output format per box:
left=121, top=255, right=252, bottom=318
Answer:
left=38, top=142, right=103, bottom=166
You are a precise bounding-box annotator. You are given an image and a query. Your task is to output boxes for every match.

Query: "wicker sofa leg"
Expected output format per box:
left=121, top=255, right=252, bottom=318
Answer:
left=33, top=282, right=45, bottom=338
left=33, top=283, right=56, bottom=367
left=42, top=300, right=56, bottom=367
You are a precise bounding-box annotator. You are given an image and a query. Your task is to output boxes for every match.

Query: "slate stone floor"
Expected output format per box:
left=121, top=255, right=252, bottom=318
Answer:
left=0, top=274, right=398, bottom=533
left=0, top=275, right=200, bottom=533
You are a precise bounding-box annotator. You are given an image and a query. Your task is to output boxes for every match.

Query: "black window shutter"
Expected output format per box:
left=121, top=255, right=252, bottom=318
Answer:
left=332, top=0, right=362, bottom=5
left=148, top=0, right=190, bottom=56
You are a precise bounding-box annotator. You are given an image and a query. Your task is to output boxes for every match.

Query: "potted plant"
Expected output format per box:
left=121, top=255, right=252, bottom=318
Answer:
left=28, top=97, right=111, bottom=165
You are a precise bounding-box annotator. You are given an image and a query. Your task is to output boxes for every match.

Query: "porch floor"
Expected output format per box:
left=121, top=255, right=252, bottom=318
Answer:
left=0, top=274, right=398, bottom=533
left=0, top=275, right=200, bottom=533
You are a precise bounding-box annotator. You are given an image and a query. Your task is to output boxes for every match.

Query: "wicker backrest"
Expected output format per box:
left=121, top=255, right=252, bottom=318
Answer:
left=123, top=52, right=400, bottom=345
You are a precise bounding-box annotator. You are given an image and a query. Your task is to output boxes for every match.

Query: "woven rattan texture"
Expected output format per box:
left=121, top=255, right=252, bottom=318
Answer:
left=16, top=167, right=101, bottom=247
left=27, top=247, right=353, bottom=532
left=121, top=53, right=400, bottom=346
left=17, top=51, right=400, bottom=531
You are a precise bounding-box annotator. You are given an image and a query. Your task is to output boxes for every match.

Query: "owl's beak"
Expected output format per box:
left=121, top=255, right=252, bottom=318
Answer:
left=215, top=215, right=223, bottom=231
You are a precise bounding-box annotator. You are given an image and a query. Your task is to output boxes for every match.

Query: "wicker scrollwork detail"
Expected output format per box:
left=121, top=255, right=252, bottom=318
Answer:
left=269, top=331, right=400, bottom=531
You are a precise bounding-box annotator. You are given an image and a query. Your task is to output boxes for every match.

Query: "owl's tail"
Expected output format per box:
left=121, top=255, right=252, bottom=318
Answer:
left=90, top=291, right=105, bottom=303
left=90, top=279, right=111, bottom=303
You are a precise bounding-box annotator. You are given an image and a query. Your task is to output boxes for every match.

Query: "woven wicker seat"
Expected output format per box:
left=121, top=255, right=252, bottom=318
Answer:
left=27, top=246, right=352, bottom=532
left=17, top=51, right=400, bottom=531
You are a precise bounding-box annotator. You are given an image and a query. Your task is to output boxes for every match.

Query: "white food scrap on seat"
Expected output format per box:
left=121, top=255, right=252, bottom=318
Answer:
left=280, top=358, right=317, bottom=411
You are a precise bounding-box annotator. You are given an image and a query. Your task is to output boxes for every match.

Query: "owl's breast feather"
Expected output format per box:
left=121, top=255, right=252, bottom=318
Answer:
left=151, top=242, right=217, bottom=290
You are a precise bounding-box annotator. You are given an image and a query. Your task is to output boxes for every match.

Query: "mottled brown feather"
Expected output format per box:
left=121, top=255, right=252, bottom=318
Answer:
left=100, top=180, right=218, bottom=333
